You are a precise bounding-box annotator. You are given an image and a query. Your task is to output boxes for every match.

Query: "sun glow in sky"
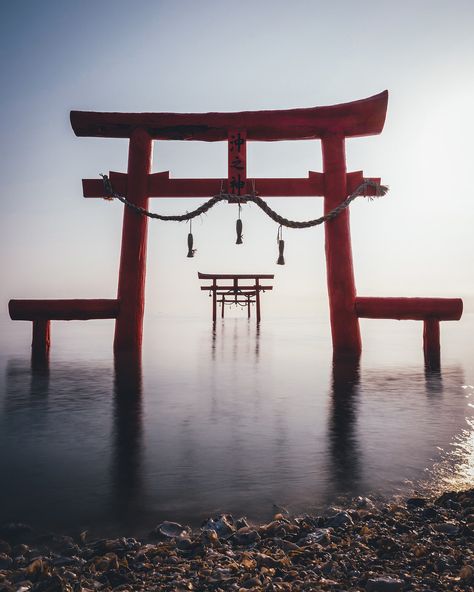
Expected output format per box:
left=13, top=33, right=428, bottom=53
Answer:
left=1, top=0, right=474, bottom=319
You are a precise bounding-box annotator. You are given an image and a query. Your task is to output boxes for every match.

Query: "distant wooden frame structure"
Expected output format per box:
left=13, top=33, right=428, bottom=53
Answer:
left=8, top=90, right=463, bottom=367
left=198, top=273, right=274, bottom=323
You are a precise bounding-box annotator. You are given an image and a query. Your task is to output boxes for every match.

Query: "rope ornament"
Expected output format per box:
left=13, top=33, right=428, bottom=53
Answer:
left=235, top=203, right=243, bottom=245
left=187, top=219, right=196, bottom=258
left=100, top=175, right=388, bottom=230
left=100, top=175, right=388, bottom=263
left=277, top=225, right=285, bottom=265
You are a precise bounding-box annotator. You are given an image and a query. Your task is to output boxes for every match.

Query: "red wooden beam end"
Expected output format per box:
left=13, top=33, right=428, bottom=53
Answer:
left=71, top=91, right=388, bottom=141
left=9, top=299, right=120, bottom=320
left=355, top=297, right=463, bottom=321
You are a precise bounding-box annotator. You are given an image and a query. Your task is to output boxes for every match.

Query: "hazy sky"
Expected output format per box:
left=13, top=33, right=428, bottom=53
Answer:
left=1, top=0, right=474, bottom=320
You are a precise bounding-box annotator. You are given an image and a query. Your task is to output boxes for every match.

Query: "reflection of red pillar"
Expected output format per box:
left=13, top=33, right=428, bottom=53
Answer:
left=114, top=129, right=153, bottom=353
left=322, top=134, right=361, bottom=356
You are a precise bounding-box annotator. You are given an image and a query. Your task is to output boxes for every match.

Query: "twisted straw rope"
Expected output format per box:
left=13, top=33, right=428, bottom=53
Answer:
left=100, top=175, right=388, bottom=229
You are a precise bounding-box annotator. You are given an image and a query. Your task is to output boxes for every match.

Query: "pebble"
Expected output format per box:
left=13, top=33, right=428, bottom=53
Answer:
left=326, top=511, right=354, bottom=528
left=366, top=577, right=404, bottom=592
left=0, top=487, right=472, bottom=592
left=432, top=522, right=459, bottom=535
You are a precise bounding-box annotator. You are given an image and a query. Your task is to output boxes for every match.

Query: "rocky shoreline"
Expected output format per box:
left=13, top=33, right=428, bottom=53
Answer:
left=0, top=488, right=473, bottom=592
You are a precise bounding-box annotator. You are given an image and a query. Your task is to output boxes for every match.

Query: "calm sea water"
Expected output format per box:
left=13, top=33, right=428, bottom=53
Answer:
left=0, top=312, right=473, bottom=537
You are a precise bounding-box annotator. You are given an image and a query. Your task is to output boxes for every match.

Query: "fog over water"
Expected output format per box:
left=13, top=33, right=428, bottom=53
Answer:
left=0, top=312, right=473, bottom=536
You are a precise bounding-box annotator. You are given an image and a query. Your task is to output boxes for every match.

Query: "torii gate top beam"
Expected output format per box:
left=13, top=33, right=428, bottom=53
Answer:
left=70, top=91, right=388, bottom=141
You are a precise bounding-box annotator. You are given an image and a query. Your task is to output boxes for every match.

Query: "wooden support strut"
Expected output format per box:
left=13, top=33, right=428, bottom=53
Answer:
left=9, top=299, right=120, bottom=357
left=32, top=320, right=50, bottom=355
left=355, top=297, right=463, bottom=367
left=423, top=319, right=441, bottom=368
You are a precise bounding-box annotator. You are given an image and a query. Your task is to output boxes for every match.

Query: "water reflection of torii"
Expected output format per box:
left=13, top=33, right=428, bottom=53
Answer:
left=9, top=91, right=462, bottom=367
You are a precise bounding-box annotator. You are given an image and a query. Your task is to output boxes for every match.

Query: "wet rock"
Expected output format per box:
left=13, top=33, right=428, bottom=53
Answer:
left=202, top=515, right=235, bottom=539
left=200, top=528, right=219, bottom=547
left=1, top=488, right=473, bottom=592
left=421, top=506, right=439, bottom=519
left=30, top=575, right=65, bottom=592
left=235, top=517, right=250, bottom=530
left=0, top=552, right=13, bottom=569
left=272, top=504, right=289, bottom=517
left=154, top=521, right=191, bottom=539
left=460, top=565, right=474, bottom=582
left=298, top=528, right=331, bottom=545
left=240, top=575, right=262, bottom=588
left=258, top=520, right=287, bottom=538
left=406, top=497, right=427, bottom=508
left=366, top=577, right=404, bottom=592
left=326, top=511, right=353, bottom=528
left=234, top=527, right=260, bottom=545
left=354, top=496, right=375, bottom=510
left=432, top=522, right=459, bottom=535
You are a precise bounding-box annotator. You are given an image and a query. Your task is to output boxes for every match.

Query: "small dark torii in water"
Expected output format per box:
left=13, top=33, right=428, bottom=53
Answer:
left=198, top=273, right=274, bottom=324
left=8, top=90, right=463, bottom=367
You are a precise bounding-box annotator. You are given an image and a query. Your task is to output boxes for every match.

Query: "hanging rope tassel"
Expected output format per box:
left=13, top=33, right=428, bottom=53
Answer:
left=236, top=203, right=243, bottom=244
left=277, top=225, right=285, bottom=265
left=187, top=219, right=196, bottom=258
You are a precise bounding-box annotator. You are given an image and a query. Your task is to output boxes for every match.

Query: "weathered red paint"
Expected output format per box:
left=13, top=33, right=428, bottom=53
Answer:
left=70, top=91, right=388, bottom=140
left=323, top=134, right=361, bottom=356
left=114, top=128, right=153, bottom=353
left=355, top=297, right=463, bottom=320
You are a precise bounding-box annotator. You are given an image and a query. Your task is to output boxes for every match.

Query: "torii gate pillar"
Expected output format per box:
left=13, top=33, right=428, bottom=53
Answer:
left=322, top=135, right=361, bottom=356
left=114, top=128, right=153, bottom=353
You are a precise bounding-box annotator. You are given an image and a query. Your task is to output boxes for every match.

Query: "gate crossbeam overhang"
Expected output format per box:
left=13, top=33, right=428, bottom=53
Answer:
left=71, top=91, right=388, bottom=141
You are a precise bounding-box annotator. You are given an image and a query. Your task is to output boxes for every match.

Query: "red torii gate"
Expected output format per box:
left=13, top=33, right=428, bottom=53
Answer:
left=198, top=273, right=274, bottom=323
left=76, top=90, right=388, bottom=355
left=9, top=90, right=463, bottom=365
